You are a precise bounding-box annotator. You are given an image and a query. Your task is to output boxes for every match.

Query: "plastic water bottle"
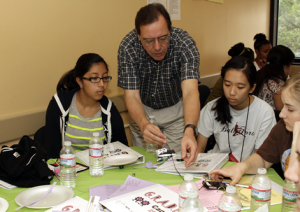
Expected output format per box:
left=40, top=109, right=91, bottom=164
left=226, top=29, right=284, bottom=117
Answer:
left=60, top=141, right=76, bottom=189
left=250, top=168, right=271, bottom=212
left=145, top=115, right=158, bottom=153
left=281, top=179, right=297, bottom=212
left=179, top=174, right=199, bottom=211
left=218, top=186, right=242, bottom=212
left=181, top=191, right=204, bottom=212
left=89, top=132, right=104, bottom=177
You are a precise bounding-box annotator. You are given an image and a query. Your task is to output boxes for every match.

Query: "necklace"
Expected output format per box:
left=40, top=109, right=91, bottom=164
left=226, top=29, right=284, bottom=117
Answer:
left=227, top=96, right=250, bottom=162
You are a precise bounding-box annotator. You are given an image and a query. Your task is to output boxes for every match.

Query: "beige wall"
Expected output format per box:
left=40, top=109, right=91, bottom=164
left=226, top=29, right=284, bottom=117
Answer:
left=0, top=0, right=270, bottom=119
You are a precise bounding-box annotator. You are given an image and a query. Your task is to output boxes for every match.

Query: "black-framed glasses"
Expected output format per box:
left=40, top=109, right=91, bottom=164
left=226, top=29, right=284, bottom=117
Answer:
left=81, top=76, right=112, bottom=83
left=142, top=35, right=170, bottom=46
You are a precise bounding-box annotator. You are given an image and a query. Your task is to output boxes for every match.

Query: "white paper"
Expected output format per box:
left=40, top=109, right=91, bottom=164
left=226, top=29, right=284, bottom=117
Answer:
left=271, top=180, right=283, bottom=195
left=147, top=0, right=167, bottom=8
left=85, top=196, right=101, bottom=212
left=0, top=179, right=16, bottom=189
left=45, top=196, right=88, bottom=212
left=254, top=203, right=269, bottom=212
left=167, top=0, right=181, bottom=20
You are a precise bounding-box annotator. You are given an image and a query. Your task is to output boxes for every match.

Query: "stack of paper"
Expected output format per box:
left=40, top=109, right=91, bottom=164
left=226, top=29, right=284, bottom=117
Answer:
left=0, top=179, right=16, bottom=189
left=100, top=183, right=208, bottom=212
left=91, top=175, right=219, bottom=211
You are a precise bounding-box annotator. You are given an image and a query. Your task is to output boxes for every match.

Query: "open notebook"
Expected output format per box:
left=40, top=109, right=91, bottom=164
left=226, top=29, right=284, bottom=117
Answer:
left=155, top=153, right=229, bottom=178
left=76, top=141, right=144, bottom=170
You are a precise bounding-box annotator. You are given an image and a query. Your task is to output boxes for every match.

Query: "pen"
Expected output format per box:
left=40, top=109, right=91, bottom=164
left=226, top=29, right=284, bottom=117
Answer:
left=223, top=182, right=252, bottom=189
left=235, top=184, right=251, bottom=189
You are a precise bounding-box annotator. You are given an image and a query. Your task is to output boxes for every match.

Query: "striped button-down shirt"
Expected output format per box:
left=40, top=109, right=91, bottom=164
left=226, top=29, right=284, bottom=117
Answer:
left=118, top=27, right=201, bottom=109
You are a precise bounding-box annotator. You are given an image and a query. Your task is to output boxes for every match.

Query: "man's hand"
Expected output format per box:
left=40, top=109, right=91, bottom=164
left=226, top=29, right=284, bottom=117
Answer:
left=142, top=122, right=167, bottom=146
left=181, top=129, right=198, bottom=167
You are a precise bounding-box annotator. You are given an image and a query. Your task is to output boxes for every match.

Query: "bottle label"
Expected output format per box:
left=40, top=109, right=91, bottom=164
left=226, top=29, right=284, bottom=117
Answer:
left=251, top=187, right=271, bottom=202
left=60, top=157, right=76, bottom=168
left=89, top=146, right=103, bottom=158
left=283, top=188, right=297, bottom=203
left=218, top=208, right=241, bottom=212
left=178, top=195, right=186, bottom=208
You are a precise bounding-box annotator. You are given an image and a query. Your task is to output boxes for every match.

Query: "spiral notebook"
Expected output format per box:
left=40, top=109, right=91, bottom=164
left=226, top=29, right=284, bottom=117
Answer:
left=155, top=153, right=228, bottom=178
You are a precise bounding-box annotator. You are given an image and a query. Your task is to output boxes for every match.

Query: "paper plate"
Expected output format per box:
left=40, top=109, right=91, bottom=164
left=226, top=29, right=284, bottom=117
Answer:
left=104, top=154, right=139, bottom=166
left=0, top=197, right=9, bottom=212
left=15, top=185, right=74, bottom=209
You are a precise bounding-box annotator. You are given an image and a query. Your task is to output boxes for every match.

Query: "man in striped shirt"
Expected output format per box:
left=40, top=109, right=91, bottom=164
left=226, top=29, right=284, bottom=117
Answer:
left=118, top=3, right=201, bottom=166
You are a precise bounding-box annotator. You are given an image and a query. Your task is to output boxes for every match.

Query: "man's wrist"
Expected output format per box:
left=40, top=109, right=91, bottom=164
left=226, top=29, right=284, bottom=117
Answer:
left=184, top=124, right=198, bottom=138
left=184, top=127, right=194, bottom=135
left=140, top=119, right=151, bottom=132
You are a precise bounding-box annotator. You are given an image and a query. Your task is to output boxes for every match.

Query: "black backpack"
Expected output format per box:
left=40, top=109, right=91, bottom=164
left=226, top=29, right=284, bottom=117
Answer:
left=0, top=135, right=54, bottom=187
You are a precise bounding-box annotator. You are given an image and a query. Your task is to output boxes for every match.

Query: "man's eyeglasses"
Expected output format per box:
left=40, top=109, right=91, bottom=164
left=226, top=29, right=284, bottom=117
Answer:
left=81, top=76, right=112, bottom=83
left=142, top=35, right=170, bottom=46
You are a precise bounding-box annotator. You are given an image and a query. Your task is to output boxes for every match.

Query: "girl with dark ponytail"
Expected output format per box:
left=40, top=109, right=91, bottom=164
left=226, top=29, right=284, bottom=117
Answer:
left=197, top=56, right=276, bottom=162
left=253, top=33, right=272, bottom=70
left=40, top=53, right=128, bottom=158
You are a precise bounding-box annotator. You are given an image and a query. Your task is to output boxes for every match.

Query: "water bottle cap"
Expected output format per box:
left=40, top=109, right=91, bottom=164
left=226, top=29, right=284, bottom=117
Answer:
left=257, top=168, right=266, bottom=174
left=184, top=174, right=193, bottom=181
left=285, top=179, right=296, bottom=184
left=93, top=132, right=100, bottom=137
left=226, top=186, right=236, bottom=193
left=64, top=141, right=71, bottom=146
left=149, top=115, right=155, bottom=119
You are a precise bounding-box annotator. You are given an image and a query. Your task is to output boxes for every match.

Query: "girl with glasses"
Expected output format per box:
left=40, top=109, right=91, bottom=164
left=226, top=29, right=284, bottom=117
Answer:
left=37, top=53, right=128, bottom=158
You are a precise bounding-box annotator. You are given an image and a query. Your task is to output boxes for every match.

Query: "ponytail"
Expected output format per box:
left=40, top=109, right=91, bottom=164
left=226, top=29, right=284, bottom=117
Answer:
left=212, top=96, right=232, bottom=124
left=56, top=53, right=109, bottom=92
left=56, top=69, right=79, bottom=91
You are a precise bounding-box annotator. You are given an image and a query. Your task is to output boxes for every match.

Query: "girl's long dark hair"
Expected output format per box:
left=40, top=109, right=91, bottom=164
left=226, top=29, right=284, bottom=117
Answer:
left=56, top=53, right=109, bottom=92
left=212, top=56, right=256, bottom=124
left=253, top=45, right=295, bottom=96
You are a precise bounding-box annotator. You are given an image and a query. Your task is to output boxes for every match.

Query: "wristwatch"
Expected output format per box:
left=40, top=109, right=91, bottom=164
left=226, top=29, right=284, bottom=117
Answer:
left=184, top=124, right=198, bottom=138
